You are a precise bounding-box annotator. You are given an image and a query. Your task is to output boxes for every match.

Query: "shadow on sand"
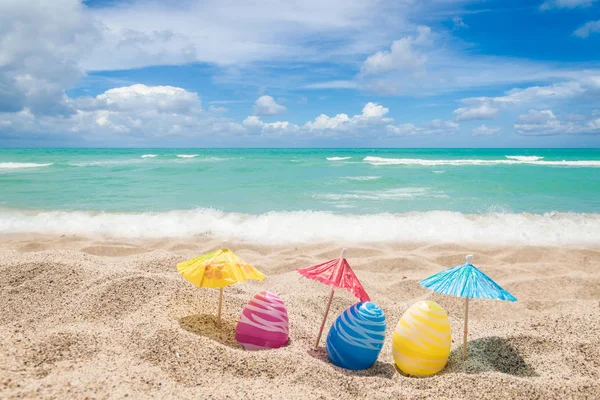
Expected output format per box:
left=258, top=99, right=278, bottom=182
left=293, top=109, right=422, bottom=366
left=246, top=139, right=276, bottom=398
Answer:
left=307, top=347, right=397, bottom=379
left=444, top=336, right=538, bottom=377
left=178, top=314, right=242, bottom=349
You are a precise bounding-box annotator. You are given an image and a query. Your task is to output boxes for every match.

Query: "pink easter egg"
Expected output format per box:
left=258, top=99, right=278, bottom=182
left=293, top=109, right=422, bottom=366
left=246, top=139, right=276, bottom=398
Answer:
left=235, top=291, right=289, bottom=350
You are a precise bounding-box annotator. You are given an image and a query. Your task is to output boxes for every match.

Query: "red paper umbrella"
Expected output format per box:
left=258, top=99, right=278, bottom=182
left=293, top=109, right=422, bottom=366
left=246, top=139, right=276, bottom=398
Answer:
left=297, top=249, right=370, bottom=350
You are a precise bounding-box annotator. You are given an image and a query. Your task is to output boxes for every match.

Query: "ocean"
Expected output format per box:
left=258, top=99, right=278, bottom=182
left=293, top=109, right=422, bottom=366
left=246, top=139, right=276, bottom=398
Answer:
left=1, top=148, right=599, bottom=245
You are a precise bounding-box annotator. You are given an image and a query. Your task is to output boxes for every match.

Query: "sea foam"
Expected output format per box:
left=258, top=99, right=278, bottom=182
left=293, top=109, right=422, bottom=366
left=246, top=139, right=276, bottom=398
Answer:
left=141, top=154, right=157, bottom=158
left=0, top=208, right=598, bottom=245
left=69, top=160, right=142, bottom=167
left=327, top=157, right=351, bottom=161
left=364, top=156, right=600, bottom=167
left=0, top=162, right=53, bottom=169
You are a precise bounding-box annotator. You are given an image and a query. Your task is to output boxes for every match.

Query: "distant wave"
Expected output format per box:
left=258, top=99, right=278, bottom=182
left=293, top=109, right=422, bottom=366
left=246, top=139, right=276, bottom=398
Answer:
left=0, top=208, right=598, bottom=245
left=69, top=160, right=142, bottom=167
left=433, top=170, right=445, bottom=174
left=200, top=157, right=230, bottom=162
left=70, top=155, right=230, bottom=166
left=345, top=176, right=381, bottom=181
left=505, top=156, right=543, bottom=161
left=327, top=157, right=351, bottom=161
left=314, top=187, right=447, bottom=201
left=364, top=156, right=600, bottom=167
left=0, top=162, right=53, bottom=169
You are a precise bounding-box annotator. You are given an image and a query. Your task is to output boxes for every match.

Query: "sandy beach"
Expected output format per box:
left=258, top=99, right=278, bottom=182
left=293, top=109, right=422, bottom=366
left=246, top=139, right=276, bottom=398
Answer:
left=0, top=234, right=598, bottom=399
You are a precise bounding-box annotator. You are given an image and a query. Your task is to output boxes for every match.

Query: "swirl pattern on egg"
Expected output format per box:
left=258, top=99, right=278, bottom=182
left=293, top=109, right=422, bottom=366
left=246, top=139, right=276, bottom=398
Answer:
left=392, top=300, right=451, bottom=376
left=326, top=302, right=386, bottom=370
left=235, top=291, right=289, bottom=350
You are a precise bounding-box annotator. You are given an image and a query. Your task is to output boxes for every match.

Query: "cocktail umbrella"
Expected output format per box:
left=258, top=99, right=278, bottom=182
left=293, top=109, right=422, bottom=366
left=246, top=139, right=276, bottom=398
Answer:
left=297, top=249, right=370, bottom=350
left=177, top=248, right=266, bottom=324
left=420, top=255, right=516, bottom=360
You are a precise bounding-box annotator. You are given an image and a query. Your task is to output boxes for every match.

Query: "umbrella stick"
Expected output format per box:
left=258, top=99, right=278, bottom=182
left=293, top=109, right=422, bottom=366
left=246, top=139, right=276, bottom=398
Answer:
left=463, top=296, right=469, bottom=360
left=217, top=287, right=224, bottom=326
left=314, top=287, right=335, bottom=350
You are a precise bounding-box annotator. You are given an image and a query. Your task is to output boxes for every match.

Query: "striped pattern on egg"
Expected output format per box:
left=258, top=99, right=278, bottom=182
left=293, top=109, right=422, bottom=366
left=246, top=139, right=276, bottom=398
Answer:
left=326, top=302, right=386, bottom=370
left=392, top=300, right=451, bottom=376
left=235, top=291, right=289, bottom=350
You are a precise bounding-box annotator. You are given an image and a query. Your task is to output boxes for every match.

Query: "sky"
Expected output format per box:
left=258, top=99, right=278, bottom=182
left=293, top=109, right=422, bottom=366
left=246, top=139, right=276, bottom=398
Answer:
left=1, top=0, right=600, bottom=147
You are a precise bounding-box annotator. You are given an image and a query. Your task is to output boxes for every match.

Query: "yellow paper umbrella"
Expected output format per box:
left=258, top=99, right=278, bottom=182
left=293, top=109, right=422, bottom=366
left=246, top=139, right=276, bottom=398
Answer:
left=177, top=248, right=266, bottom=323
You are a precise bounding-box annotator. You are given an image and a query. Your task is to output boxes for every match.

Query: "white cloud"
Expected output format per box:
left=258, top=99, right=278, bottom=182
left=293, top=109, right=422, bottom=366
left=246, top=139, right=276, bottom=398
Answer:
left=0, top=84, right=244, bottom=141
left=253, top=95, right=286, bottom=116
left=453, top=102, right=499, bottom=121
left=514, top=110, right=563, bottom=135
left=209, top=105, right=228, bottom=113
left=304, top=102, right=390, bottom=131
left=74, top=84, right=202, bottom=113
left=573, top=20, right=600, bottom=38
left=305, top=113, right=351, bottom=130
left=0, top=0, right=96, bottom=116
left=355, top=24, right=600, bottom=96
left=463, top=81, right=584, bottom=107
left=3, top=92, right=398, bottom=141
left=83, top=0, right=386, bottom=70
left=454, top=81, right=588, bottom=121
left=238, top=101, right=392, bottom=136
left=514, top=109, right=600, bottom=135
left=500, top=81, right=585, bottom=103
left=302, top=81, right=358, bottom=89
left=360, top=26, right=430, bottom=76
left=540, top=0, right=597, bottom=10
left=414, top=26, right=432, bottom=44
left=472, top=125, right=500, bottom=136
left=361, top=102, right=389, bottom=118
left=386, top=119, right=459, bottom=136
left=242, top=116, right=299, bottom=134
left=452, top=16, right=467, bottom=30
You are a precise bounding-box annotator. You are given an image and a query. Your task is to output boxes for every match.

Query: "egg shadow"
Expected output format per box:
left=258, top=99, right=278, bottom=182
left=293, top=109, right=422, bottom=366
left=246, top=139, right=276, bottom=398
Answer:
left=443, top=336, right=538, bottom=377
left=307, top=347, right=397, bottom=379
left=178, top=314, right=241, bottom=349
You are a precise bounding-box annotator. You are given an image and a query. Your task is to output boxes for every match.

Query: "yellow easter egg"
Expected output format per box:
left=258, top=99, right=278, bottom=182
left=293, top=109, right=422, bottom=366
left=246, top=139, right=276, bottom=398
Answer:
left=392, top=300, right=451, bottom=376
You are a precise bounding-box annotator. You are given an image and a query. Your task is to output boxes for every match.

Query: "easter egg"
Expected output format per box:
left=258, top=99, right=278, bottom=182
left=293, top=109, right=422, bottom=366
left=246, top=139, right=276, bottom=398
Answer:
left=235, top=291, right=289, bottom=350
left=392, top=300, right=451, bottom=376
left=326, top=302, right=386, bottom=370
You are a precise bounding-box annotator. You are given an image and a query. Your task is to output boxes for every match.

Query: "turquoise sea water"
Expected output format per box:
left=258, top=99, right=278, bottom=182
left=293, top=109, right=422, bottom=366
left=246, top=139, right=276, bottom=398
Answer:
left=1, top=148, right=599, bottom=244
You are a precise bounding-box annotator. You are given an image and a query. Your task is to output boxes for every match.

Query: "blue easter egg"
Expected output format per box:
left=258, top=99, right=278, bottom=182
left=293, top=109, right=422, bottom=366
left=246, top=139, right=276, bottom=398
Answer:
left=326, top=302, right=386, bottom=370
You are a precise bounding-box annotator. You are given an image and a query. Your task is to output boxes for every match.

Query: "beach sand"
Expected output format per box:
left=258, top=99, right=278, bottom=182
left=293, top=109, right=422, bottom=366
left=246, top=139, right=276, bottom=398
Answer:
left=0, top=234, right=598, bottom=399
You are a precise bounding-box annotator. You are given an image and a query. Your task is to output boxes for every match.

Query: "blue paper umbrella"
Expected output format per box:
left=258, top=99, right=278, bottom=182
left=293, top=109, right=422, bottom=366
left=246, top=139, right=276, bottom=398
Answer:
left=420, top=255, right=516, bottom=360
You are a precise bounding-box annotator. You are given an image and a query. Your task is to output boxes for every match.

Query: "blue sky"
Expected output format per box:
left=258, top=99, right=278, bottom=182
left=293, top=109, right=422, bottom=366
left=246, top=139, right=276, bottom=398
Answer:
left=1, top=0, right=600, bottom=147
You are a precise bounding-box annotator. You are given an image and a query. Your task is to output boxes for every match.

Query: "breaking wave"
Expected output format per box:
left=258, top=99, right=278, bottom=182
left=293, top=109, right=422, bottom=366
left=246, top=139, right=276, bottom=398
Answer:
left=327, top=157, right=351, bottom=161
left=69, top=160, right=142, bottom=167
left=364, top=156, right=600, bottom=167
left=0, top=162, right=53, bottom=169
left=1, top=208, right=597, bottom=245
